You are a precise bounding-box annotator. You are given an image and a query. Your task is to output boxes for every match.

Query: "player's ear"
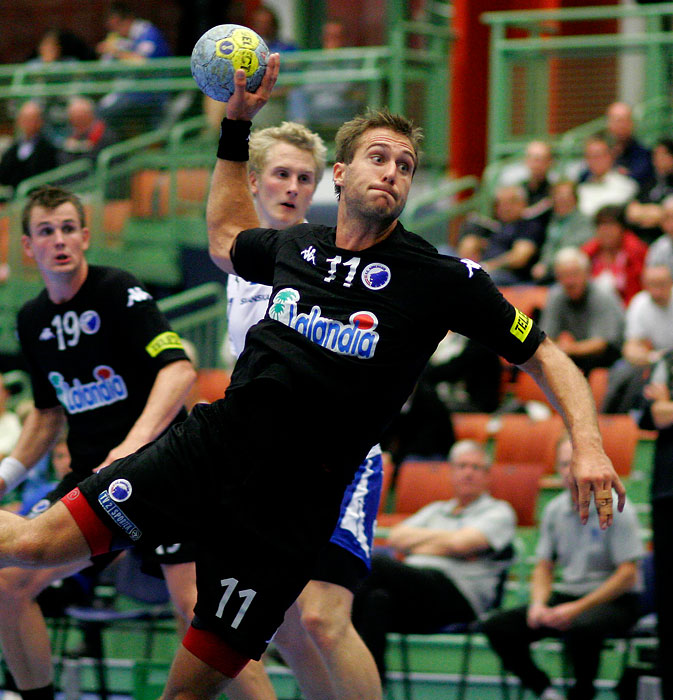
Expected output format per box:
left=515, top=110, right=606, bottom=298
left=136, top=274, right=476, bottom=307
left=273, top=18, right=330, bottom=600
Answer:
left=21, top=234, right=34, bottom=259
left=81, top=227, right=91, bottom=250
left=249, top=170, right=259, bottom=195
left=333, top=162, right=345, bottom=190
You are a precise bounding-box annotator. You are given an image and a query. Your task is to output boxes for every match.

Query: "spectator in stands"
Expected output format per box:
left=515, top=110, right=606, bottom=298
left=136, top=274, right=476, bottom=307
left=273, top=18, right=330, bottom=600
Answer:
left=95, top=2, right=172, bottom=138
left=287, top=19, right=365, bottom=128
left=626, top=139, right=673, bottom=244
left=351, top=440, right=515, bottom=686
left=423, top=331, right=503, bottom=413
left=521, top=140, right=554, bottom=230
left=28, top=28, right=96, bottom=64
left=605, top=101, right=653, bottom=186
left=379, top=374, right=455, bottom=468
left=639, top=351, right=673, bottom=700
left=581, top=204, right=647, bottom=306
left=540, top=247, right=624, bottom=375
left=603, top=263, right=673, bottom=414
left=577, top=134, right=638, bottom=219
left=0, top=101, right=58, bottom=196
left=457, top=185, right=545, bottom=286
left=482, top=433, right=643, bottom=700
left=531, top=180, right=594, bottom=284
left=250, top=4, right=299, bottom=53
left=0, top=376, right=21, bottom=461
left=646, top=193, right=673, bottom=273
left=58, top=97, right=117, bottom=166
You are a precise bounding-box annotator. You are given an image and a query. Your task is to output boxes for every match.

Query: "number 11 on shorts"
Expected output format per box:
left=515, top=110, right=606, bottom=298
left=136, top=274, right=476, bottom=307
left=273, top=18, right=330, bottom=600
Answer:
left=216, top=577, right=257, bottom=629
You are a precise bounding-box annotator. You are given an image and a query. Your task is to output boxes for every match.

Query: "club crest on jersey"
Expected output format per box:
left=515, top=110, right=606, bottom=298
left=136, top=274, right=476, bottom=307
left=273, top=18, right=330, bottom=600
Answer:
left=48, top=365, right=128, bottom=414
left=108, top=479, right=132, bottom=502
left=79, top=310, right=101, bottom=335
left=361, top=263, right=391, bottom=290
left=268, top=288, right=379, bottom=359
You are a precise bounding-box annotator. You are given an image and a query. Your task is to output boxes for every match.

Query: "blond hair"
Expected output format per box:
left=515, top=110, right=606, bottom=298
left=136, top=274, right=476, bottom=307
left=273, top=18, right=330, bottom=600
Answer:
left=249, top=121, right=327, bottom=188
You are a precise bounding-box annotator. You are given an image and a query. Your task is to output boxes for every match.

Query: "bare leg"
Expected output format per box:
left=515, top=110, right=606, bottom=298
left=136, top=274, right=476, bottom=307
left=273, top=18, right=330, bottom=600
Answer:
left=0, top=503, right=94, bottom=689
left=0, top=562, right=90, bottom=689
left=161, top=562, right=197, bottom=639
left=161, top=564, right=278, bottom=700
left=225, top=660, right=278, bottom=700
left=161, top=643, right=233, bottom=700
left=274, top=580, right=383, bottom=700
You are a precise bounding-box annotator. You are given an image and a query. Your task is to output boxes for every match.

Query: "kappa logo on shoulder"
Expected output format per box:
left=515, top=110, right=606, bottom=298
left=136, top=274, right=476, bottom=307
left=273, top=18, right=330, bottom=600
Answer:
left=127, top=286, right=152, bottom=307
left=460, top=258, right=482, bottom=278
left=301, top=245, right=317, bottom=265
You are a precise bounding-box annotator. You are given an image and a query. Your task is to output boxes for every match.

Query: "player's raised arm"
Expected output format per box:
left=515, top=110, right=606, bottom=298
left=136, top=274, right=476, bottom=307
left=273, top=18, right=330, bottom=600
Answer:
left=519, top=336, right=625, bottom=529
left=207, top=55, right=280, bottom=274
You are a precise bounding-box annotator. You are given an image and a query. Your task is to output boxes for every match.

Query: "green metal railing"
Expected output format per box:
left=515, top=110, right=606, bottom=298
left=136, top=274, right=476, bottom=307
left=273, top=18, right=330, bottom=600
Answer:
left=482, top=3, right=673, bottom=163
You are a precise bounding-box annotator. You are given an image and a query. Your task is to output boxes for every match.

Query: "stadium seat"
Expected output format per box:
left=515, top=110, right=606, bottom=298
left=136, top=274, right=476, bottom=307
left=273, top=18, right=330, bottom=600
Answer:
left=194, top=368, right=230, bottom=404
left=597, top=414, right=639, bottom=476
left=490, top=463, right=543, bottom=527
left=452, top=413, right=492, bottom=443
left=588, top=367, right=610, bottom=411
left=493, top=414, right=564, bottom=474
left=499, top=285, right=549, bottom=319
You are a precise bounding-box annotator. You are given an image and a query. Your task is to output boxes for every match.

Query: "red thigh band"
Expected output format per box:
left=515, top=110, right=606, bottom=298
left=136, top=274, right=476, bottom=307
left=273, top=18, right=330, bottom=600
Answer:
left=60, top=488, right=113, bottom=557
left=182, top=626, right=251, bottom=678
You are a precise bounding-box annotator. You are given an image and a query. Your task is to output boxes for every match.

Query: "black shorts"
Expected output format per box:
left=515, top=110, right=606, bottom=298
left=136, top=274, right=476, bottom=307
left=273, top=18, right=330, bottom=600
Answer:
left=34, top=462, right=196, bottom=572
left=311, top=542, right=370, bottom=593
left=65, top=394, right=350, bottom=659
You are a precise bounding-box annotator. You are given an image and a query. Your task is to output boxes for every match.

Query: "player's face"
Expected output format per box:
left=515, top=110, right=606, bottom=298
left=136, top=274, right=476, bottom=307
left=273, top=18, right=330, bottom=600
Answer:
left=334, top=128, right=415, bottom=224
left=22, top=202, right=90, bottom=276
left=250, top=142, right=318, bottom=230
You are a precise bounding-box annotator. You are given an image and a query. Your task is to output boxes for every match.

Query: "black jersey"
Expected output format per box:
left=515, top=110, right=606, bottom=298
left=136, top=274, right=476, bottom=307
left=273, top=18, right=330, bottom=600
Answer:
left=230, top=222, right=545, bottom=467
left=17, top=266, right=189, bottom=473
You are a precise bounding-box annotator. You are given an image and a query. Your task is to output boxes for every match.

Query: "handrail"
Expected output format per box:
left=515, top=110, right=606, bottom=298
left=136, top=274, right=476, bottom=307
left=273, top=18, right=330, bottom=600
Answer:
left=15, top=159, right=94, bottom=199
left=482, top=2, right=673, bottom=25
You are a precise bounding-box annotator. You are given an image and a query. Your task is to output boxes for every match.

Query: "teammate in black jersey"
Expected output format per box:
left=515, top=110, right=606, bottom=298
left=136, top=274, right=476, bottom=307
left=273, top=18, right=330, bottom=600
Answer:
left=0, top=55, right=625, bottom=700
left=0, top=185, right=196, bottom=700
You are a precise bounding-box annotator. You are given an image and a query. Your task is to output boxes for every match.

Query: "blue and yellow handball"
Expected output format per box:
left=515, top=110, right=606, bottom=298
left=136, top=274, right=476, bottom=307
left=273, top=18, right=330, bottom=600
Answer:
left=190, top=24, right=269, bottom=102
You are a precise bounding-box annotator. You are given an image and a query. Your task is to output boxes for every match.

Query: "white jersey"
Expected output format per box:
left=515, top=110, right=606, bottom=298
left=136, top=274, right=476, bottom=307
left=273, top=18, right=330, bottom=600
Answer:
left=226, top=276, right=272, bottom=360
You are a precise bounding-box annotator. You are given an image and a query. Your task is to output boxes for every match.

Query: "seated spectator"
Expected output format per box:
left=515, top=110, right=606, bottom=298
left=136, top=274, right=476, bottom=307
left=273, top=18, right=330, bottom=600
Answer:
left=59, top=97, right=117, bottom=165
left=521, top=140, right=554, bottom=230
left=645, top=193, right=673, bottom=273
left=581, top=204, right=647, bottom=306
left=0, top=101, right=58, bottom=196
left=457, top=185, right=545, bottom=286
left=287, top=19, right=365, bottom=128
left=28, top=28, right=96, bottom=64
left=531, top=181, right=595, bottom=284
left=577, top=134, right=638, bottom=219
left=604, top=264, right=673, bottom=414
left=539, top=247, right=624, bottom=375
left=424, top=331, right=503, bottom=413
left=482, top=433, right=643, bottom=700
left=250, top=4, right=299, bottom=53
left=605, top=101, right=653, bottom=186
left=379, top=374, right=455, bottom=468
left=0, top=375, right=21, bottom=461
left=352, top=440, right=515, bottom=686
left=96, top=2, right=172, bottom=138
left=626, top=139, right=673, bottom=244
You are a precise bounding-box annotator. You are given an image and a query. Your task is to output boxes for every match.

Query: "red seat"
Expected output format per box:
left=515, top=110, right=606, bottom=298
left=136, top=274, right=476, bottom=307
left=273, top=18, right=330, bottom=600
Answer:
left=452, top=413, right=492, bottom=443
left=493, top=414, right=564, bottom=474
left=597, top=414, right=638, bottom=476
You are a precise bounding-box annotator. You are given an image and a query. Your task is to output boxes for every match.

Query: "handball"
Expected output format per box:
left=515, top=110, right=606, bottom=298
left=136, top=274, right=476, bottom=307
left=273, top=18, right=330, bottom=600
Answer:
left=190, top=24, right=269, bottom=102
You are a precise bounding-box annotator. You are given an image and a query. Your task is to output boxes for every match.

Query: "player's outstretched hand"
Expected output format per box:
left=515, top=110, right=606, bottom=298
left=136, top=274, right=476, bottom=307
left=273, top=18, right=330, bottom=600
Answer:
left=569, top=449, right=626, bottom=530
left=226, top=53, right=280, bottom=122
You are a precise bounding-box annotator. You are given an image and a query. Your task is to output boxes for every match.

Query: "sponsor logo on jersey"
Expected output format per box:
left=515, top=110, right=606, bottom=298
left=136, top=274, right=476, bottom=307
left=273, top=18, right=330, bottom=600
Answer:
left=127, top=286, right=152, bottom=307
left=39, top=327, right=55, bottom=341
left=48, top=365, right=128, bottom=414
left=460, top=258, right=482, bottom=278
left=79, top=310, right=101, bottom=335
left=108, top=479, right=132, bottom=502
left=361, top=263, right=391, bottom=290
left=301, top=245, right=317, bottom=265
left=145, top=331, right=184, bottom=358
left=510, top=308, right=533, bottom=343
left=269, top=288, right=379, bottom=359
left=98, top=490, right=142, bottom=540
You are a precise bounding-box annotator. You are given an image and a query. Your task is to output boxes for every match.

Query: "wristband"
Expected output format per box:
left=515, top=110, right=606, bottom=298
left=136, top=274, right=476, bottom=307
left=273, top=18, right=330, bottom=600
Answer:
left=217, top=118, right=252, bottom=162
left=0, top=456, right=28, bottom=493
